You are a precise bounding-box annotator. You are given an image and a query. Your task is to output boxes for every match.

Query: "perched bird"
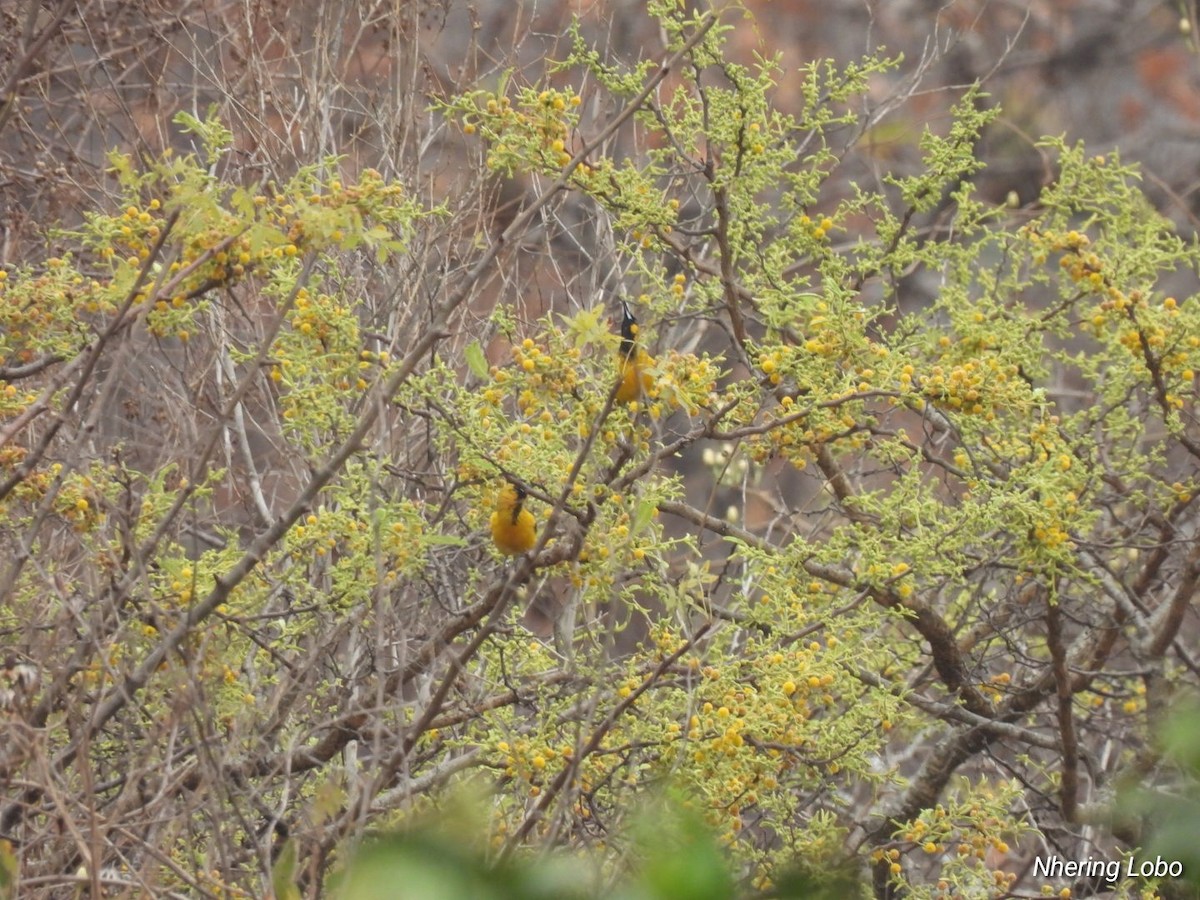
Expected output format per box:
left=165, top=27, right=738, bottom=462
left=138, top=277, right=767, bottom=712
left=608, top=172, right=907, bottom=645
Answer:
left=490, top=481, right=537, bottom=555
left=615, top=301, right=653, bottom=403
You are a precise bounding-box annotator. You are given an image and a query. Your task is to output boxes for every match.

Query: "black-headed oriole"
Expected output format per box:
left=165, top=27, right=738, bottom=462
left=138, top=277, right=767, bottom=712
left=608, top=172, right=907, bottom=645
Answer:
left=615, top=301, right=652, bottom=403
left=490, top=481, right=537, bottom=555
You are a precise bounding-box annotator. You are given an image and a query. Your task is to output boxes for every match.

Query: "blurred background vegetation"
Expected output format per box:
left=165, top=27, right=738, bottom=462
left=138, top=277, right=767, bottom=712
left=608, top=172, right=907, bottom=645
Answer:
left=4, top=2, right=1200, bottom=899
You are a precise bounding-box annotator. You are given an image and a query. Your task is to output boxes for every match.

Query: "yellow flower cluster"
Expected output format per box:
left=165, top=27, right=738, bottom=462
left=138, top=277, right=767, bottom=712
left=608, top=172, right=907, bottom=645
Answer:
left=496, top=736, right=573, bottom=797
left=917, top=356, right=1015, bottom=420
left=798, top=213, right=836, bottom=242
left=467, top=87, right=583, bottom=173
left=508, top=338, right=583, bottom=406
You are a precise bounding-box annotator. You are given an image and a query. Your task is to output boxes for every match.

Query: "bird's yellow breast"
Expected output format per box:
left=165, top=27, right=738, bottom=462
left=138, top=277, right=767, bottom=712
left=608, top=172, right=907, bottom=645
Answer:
left=490, top=483, right=536, bottom=555
left=616, top=350, right=653, bottom=403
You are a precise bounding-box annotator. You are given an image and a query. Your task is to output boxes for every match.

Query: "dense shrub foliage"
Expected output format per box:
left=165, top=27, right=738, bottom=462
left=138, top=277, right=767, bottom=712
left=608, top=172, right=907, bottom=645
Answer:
left=2, top=3, right=1199, bottom=898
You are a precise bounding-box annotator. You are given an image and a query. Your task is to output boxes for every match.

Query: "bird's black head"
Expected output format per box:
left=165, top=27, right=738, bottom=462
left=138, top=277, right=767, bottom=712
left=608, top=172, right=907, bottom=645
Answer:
left=619, top=300, right=638, bottom=356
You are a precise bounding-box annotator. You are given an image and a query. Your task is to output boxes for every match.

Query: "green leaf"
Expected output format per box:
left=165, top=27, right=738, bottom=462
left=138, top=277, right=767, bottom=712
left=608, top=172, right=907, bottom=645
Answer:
left=465, top=341, right=490, bottom=380
left=623, top=795, right=735, bottom=900
left=1159, top=700, right=1200, bottom=775
left=632, top=496, right=657, bottom=536
left=271, top=837, right=301, bottom=900
left=0, top=839, right=17, bottom=899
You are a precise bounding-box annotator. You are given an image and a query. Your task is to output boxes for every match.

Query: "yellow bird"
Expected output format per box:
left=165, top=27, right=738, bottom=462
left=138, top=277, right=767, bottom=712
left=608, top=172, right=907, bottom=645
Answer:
left=615, top=301, right=653, bottom=403
left=490, top=481, right=537, bottom=555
